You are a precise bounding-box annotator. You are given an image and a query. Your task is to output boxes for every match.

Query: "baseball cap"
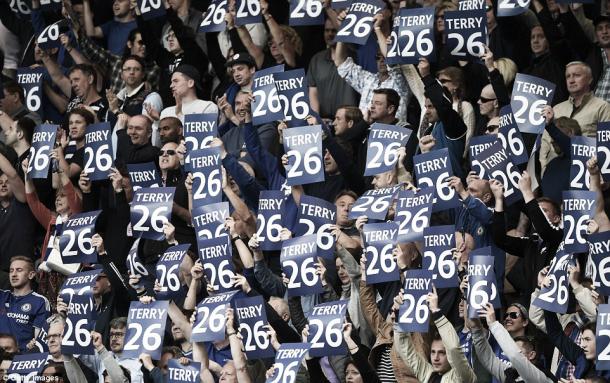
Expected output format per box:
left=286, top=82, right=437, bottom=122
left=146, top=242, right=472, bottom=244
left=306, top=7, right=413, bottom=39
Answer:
left=594, top=14, right=610, bottom=26
left=173, top=64, right=203, bottom=91
left=226, top=52, right=256, bottom=68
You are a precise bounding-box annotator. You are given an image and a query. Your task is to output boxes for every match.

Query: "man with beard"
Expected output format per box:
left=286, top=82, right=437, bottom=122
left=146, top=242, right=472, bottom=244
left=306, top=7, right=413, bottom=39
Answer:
left=0, top=257, right=50, bottom=352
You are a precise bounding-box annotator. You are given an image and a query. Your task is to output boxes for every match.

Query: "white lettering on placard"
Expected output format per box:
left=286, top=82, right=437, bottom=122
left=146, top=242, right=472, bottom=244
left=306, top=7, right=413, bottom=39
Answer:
left=470, top=142, right=495, bottom=157
left=403, top=277, right=431, bottom=290
left=598, top=130, right=610, bottom=142
left=67, top=302, right=92, bottom=315
left=311, top=303, right=346, bottom=316
left=17, top=73, right=44, bottom=84
left=199, top=244, right=228, bottom=259
left=414, top=157, right=448, bottom=173
left=254, top=75, right=275, bottom=87
left=349, top=2, right=381, bottom=14
left=284, top=132, right=320, bottom=147
left=168, top=367, right=199, bottom=381
left=236, top=304, right=263, bottom=319
left=161, top=251, right=185, bottom=262
left=281, top=242, right=316, bottom=257
left=85, top=130, right=110, bottom=143
left=424, top=233, right=454, bottom=247
left=459, top=0, right=484, bottom=10
left=64, top=275, right=97, bottom=285
left=11, top=359, right=45, bottom=371
left=363, top=229, right=397, bottom=242
left=395, top=14, right=432, bottom=27
left=32, top=132, right=54, bottom=143
left=259, top=199, right=282, bottom=210
left=445, top=17, right=483, bottom=29
left=134, top=193, right=173, bottom=203
left=131, top=170, right=157, bottom=183
left=499, top=113, right=513, bottom=128
left=129, top=307, right=167, bottom=320
left=193, top=208, right=229, bottom=226
left=275, top=77, right=304, bottom=91
left=185, top=120, right=216, bottom=132
left=300, top=202, right=335, bottom=221
left=479, top=148, right=509, bottom=169
left=399, top=193, right=433, bottom=208
left=370, top=128, right=410, bottom=142
left=590, top=239, right=610, bottom=255
left=65, top=216, right=96, bottom=227
left=276, top=348, right=308, bottom=359
left=572, top=144, right=595, bottom=158
left=563, top=199, right=595, bottom=212
left=190, top=154, right=220, bottom=168
left=514, top=80, right=553, bottom=98
left=467, top=264, right=492, bottom=275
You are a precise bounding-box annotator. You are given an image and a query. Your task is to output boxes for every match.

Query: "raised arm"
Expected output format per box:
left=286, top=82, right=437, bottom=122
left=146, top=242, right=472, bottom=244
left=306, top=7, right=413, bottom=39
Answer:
left=260, top=0, right=296, bottom=67
left=40, top=50, right=72, bottom=98
left=587, top=156, right=610, bottom=231
left=0, top=151, right=25, bottom=202
left=82, top=0, right=104, bottom=39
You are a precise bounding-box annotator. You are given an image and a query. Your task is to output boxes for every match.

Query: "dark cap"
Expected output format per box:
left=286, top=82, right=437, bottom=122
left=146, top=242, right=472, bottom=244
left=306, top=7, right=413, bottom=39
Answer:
left=172, top=64, right=203, bottom=91
left=594, top=14, right=610, bottom=26
left=81, top=264, right=107, bottom=277
left=226, top=52, right=256, bottom=68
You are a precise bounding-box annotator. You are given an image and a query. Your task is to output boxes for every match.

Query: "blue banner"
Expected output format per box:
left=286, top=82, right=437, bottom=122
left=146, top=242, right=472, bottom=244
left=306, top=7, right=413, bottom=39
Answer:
left=498, top=105, right=528, bottom=165
left=364, top=123, right=412, bottom=176
left=252, top=65, right=285, bottom=125
left=511, top=73, right=555, bottom=134
left=10, top=0, right=31, bottom=15
left=28, top=124, right=57, bottom=179
left=127, top=162, right=161, bottom=191
left=256, top=190, right=285, bottom=251
left=197, top=236, right=236, bottom=292
left=467, top=251, right=501, bottom=318
left=137, top=0, right=165, bottom=20
left=191, top=290, right=238, bottom=342
left=471, top=140, right=522, bottom=206
left=335, top=0, right=385, bottom=45
left=184, top=113, right=218, bottom=164
left=295, top=195, right=336, bottom=262
left=37, top=20, right=64, bottom=49
left=7, top=353, right=48, bottom=383
left=362, top=222, right=399, bottom=284
left=386, top=7, right=435, bottom=65
left=156, top=244, right=189, bottom=300
left=84, top=122, right=113, bottom=181
left=274, top=69, right=311, bottom=124
left=289, top=0, right=324, bottom=26
left=191, top=202, right=230, bottom=239
left=130, top=187, right=175, bottom=241
left=570, top=136, right=596, bottom=190
left=189, top=147, right=223, bottom=208
left=497, top=0, right=530, bottom=16
left=283, top=125, right=324, bottom=185
left=307, top=300, right=348, bottom=357
left=563, top=190, right=596, bottom=253
left=32, top=322, right=49, bottom=353
left=122, top=300, right=169, bottom=360
left=125, top=238, right=153, bottom=283
left=235, top=0, right=262, bottom=25
left=348, top=184, right=401, bottom=220
left=469, top=135, right=495, bottom=179
left=394, top=188, right=434, bottom=243
left=40, top=0, right=61, bottom=10
left=331, top=0, right=351, bottom=8
left=61, top=294, right=96, bottom=355
left=444, top=9, right=487, bottom=60
left=59, top=268, right=101, bottom=302
left=597, top=121, right=610, bottom=182
left=597, top=304, right=610, bottom=369
left=423, top=225, right=458, bottom=288
left=414, top=148, right=460, bottom=211
left=199, top=0, right=227, bottom=32
left=588, top=231, right=610, bottom=295
left=235, top=295, right=275, bottom=359
left=458, top=0, right=485, bottom=10
left=398, top=269, right=432, bottom=332
left=281, top=234, right=323, bottom=296
left=59, top=210, right=101, bottom=264
left=16, top=67, right=45, bottom=114
left=168, top=359, right=201, bottom=383
left=533, top=250, right=573, bottom=313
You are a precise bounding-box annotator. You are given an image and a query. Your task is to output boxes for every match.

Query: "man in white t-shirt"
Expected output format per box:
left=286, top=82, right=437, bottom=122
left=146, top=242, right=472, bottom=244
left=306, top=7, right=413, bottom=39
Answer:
left=159, top=65, right=218, bottom=122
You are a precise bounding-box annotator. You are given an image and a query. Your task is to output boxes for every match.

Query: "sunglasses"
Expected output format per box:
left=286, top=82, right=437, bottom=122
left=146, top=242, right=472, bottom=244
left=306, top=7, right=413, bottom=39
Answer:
left=479, top=96, right=497, bottom=103
left=159, top=150, right=177, bottom=156
left=486, top=4, right=493, bottom=12
left=504, top=311, right=521, bottom=320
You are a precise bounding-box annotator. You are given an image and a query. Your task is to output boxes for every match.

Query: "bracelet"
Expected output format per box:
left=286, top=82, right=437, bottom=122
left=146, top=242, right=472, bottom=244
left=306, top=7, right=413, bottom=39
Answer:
left=349, top=346, right=358, bottom=352
left=227, top=331, right=237, bottom=336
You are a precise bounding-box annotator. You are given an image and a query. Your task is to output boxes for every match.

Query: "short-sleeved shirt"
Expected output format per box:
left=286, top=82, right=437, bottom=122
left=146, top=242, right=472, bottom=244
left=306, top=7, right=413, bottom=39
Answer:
left=100, top=20, right=137, bottom=56
left=0, top=290, right=50, bottom=351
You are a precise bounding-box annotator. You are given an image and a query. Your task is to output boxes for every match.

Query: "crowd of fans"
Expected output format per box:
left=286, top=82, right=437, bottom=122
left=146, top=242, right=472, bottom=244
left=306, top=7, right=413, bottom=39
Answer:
left=1, top=0, right=610, bottom=382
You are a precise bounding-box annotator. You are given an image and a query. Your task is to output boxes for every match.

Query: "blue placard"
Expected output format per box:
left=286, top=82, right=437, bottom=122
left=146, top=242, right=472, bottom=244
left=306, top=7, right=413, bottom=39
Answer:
left=364, top=123, right=413, bottom=176
left=199, top=0, right=227, bottom=32
left=7, top=353, right=48, bottom=383
left=191, top=202, right=230, bottom=239
left=256, top=190, right=285, bottom=251
left=386, top=7, right=435, bottom=65
left=588, top=231, right=610, bottom=295
left=235, top=0, right=262, bottom=25
left=84, top=122, right=113, bottom=181
left=197, top=236, right=236, bottom=292
left=266, top=344, right=310, bottom=383
left=130, top=187, right=175, bottom=241
left=497, top=105, right=528, bottom=165
left=295, top=195, right=336, bottom=262
left=184, top=113, right=218, bottom=163
left=307, top=300, right=348, bottom=357
left=394, top=188, right=434, bottom=243
left=422, top=225, right=458, bottom=288
left=362, top=222, right=399, bottom=284
left=331, top=0, right=351, bottom=8
left=398, top=269, right=432, bottom=332
left=472, top=140, right=522, bottom=206
left=563, top=190, right=596, bottom=253
left=335, top=0, right=385, bottom=45
left=32, top=322, right=49, bottom=353
left=289, top=0, right=324, bottom=26
left=37, top=20, right=65, bottom=49
left=597, top=122, right=610, bottom=182
left=414, top=148, right=460, bottom=212
left=444, top=9, right=487, bottom=60
left=127, top=162, right=161, bottom=191
left=189, top=147, right=223, bottom=208
left=281, top=234, right=323, bottom=297
left=570, top=136, right=596, bottom=190
left=59, top=268, right=101, bottom=302
left=122, top=300, right=169, bottom=360
left=497, top=0, right=530, bottom=16
left=274, top=69, right=311, bottom=124
left=137, top=0, right=166, bottom=20
left=156, top=244, right=189, bottom=300
left=28, top=124, right=57, bottom=179
left=252, top=65, right=285, bottom=125
left=469, top=135, right=495, bottom=179
left=59, top=210, right=101, bottom=264
left=61, top=294, right=96, bottom=355
left=16, top=67, right=45, bottom=114
left=511, top=73, right=555, bottom=134
left=597, top=304, right=610, bottom=369
left=235, top=295, right=275, bottom=359
left=125, top=238, right=152, bottom=281
left=40, top=0, right=61, bottom=10
left=467, top=252, right=501, bottom=318
left=191, top=290, right=238, bottom=342
left=533, top=250, right=573, bottom=313
left=10, top=0, right=31, bottom=16
left=348, top=184, right=401, bottom=220
left=283, top=125, right=324, bottom=185
left=168, top=359, right=201, bottom=383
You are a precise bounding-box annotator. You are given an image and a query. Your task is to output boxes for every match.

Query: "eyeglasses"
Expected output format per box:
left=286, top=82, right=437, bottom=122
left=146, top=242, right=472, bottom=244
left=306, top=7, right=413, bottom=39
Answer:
left=159, top=150, right=177, bottom=156
left=110, top=332, right=126, bottom=338
left=504, top=311, right=521, bottom=320
left=479, top=96, right=497, bottom=103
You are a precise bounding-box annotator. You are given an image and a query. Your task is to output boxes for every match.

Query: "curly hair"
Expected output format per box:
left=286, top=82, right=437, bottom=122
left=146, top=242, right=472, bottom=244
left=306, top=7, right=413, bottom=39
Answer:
left=278, top=25, right=303, bottom=56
